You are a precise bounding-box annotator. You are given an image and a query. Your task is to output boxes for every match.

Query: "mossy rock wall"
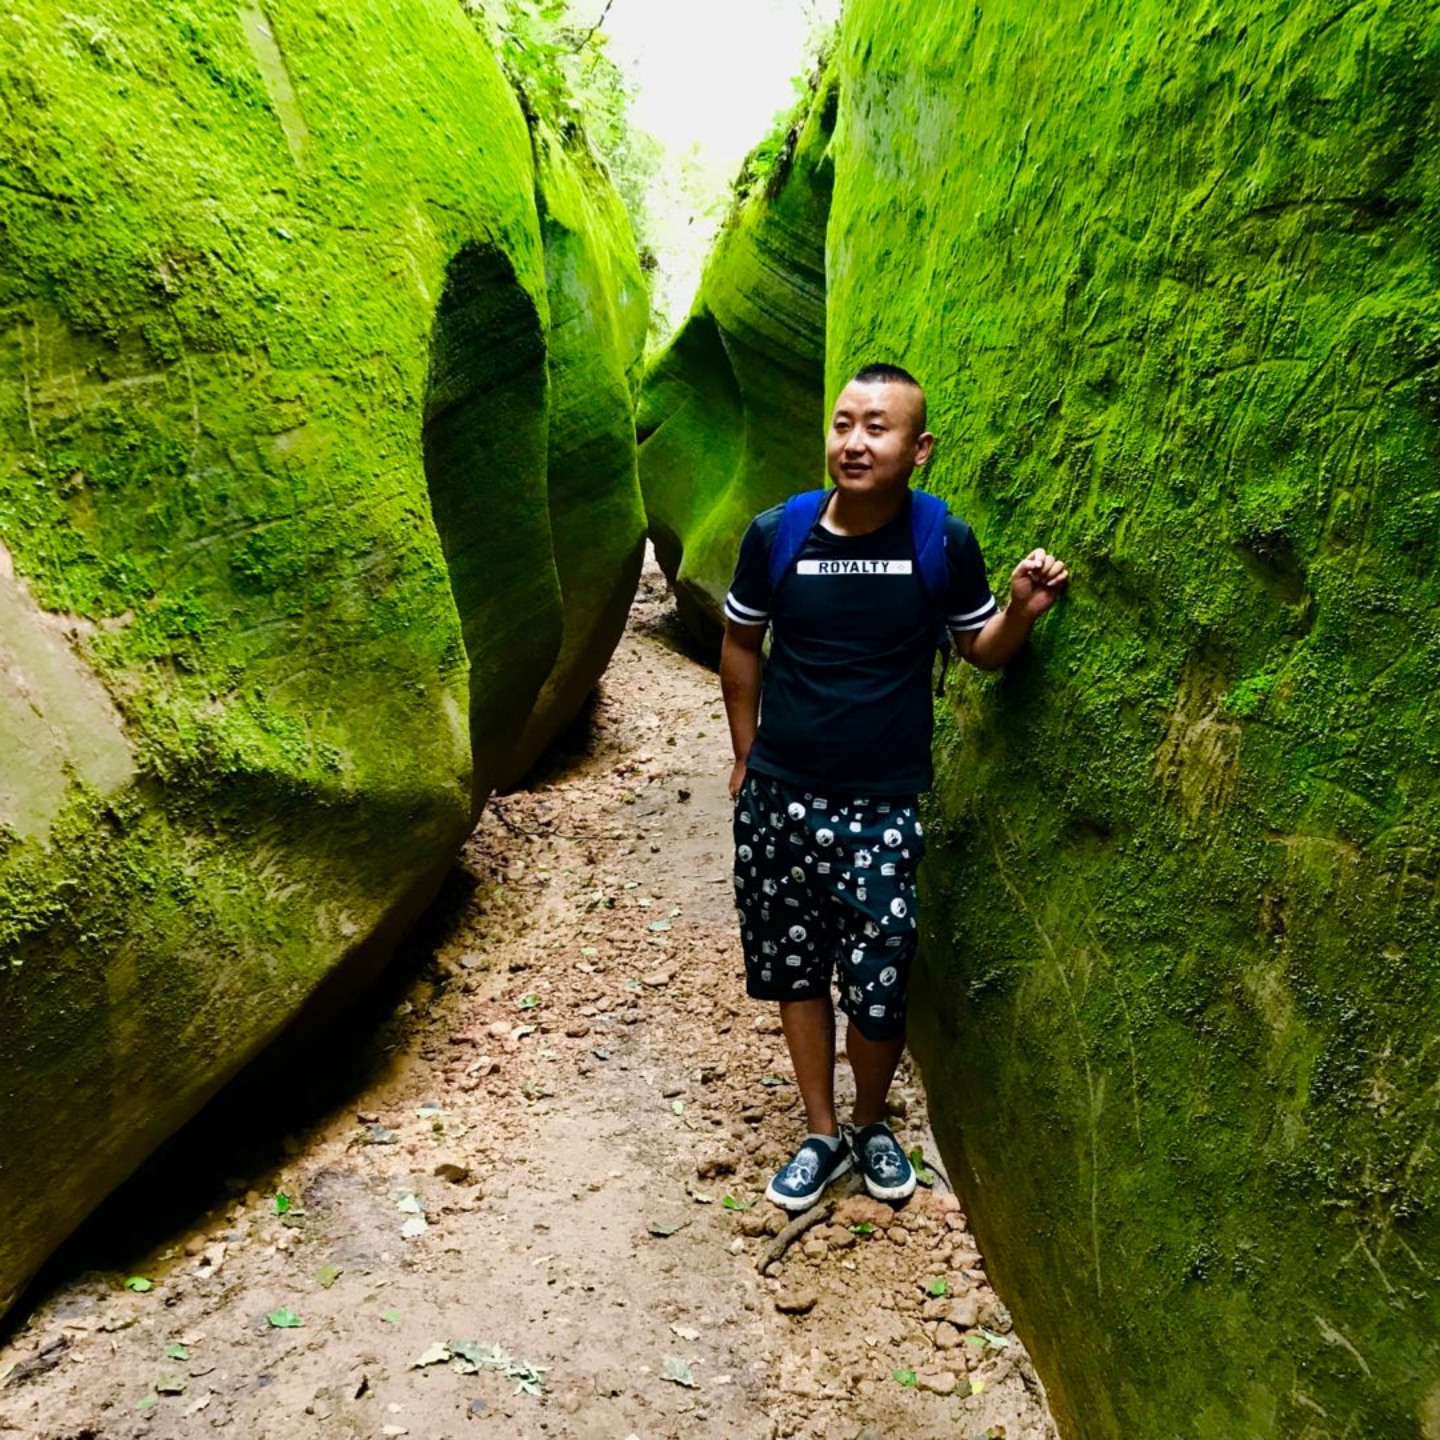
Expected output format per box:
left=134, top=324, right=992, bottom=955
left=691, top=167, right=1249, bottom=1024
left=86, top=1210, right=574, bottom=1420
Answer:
left=0, top=2, right=638, bottom=1318
left=497, top=122, right=649, bottom=787
left=642, top=1, right=1440, bottom=1431
left=825, top=3, right=1440, bottom=1435
left=636, top=71, right=836, bottom=648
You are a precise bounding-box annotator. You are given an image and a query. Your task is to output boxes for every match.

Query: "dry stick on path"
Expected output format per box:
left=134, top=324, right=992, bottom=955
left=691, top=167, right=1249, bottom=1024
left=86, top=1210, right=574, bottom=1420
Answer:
left=757, top=1199, right=834, bottom=1271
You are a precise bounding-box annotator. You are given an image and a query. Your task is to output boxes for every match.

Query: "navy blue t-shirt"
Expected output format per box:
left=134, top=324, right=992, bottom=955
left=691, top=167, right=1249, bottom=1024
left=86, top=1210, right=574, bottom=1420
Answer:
left=724, top=493, right=996, bottom=795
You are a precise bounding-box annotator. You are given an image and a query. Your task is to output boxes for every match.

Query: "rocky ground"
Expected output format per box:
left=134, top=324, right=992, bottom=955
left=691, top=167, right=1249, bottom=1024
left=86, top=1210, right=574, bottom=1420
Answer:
left=0, top=559, right=1057, bottom=1440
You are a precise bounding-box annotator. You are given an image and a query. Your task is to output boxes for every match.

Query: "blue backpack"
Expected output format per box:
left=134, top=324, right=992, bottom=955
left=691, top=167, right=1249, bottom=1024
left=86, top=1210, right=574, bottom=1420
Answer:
left=766, top=486, right=956, bottom=695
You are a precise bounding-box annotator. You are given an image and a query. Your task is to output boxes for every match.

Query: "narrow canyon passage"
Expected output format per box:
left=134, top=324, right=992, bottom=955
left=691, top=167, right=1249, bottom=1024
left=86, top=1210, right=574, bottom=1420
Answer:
left=0, top=564, right=1056, bottom=1440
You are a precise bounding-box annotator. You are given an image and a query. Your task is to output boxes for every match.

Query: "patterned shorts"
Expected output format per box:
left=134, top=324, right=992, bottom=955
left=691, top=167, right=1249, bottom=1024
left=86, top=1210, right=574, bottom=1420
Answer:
left=732, top=770, right=924, bottom=1041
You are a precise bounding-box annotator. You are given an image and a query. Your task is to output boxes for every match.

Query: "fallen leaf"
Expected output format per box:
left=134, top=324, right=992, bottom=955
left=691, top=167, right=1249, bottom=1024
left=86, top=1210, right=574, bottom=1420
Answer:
left=660, top=1355, right=698, bottom=1389
left=979, top=1327, right=1011, bottom=1349
left=517, top=994, right=541, bottom=1010
left=273, top=1192, right=291, bottom=1215
left=927, top=1276, right=950, bottom=1298
left=396, top=1194, right=424, bottom=1215
left=154, top=1370, right=187, bottom=1396
left=400, top=1216, right=428, bottom=1240
left=379, top=1308, right=403, bottom=1325
left=164, top=1343, right=190, bottom=1361
left=760, top=1076, right=791, bottom=1088
left=689, top=1189, right=715, bottom=1205
left=720, top=1196, right=754, bottom=1211
left=849, top=1223, right=876, bottom=1236
left=908, top=1146, right=936, bottom=1186
left=893, top=1367, right=918, bottom=1387
left=412, top=1342, right=452, bottom=1369
left=647, top=919, right=672, bottom=933
left=669, top=1324, right=701, bottom=1342
left=646, top=1219, right=688, bottom=1238
left=266, top=1308, right=303, bottom=1329
left=671, top=1100, right=685, bottom=1115
left=448, top=1339, right=482, bottom=1375
left=971, top=1377, right=987, bottom=1395
left=513, top=1024, right=538, bottom=1040
left=315, top=1265, right=343, bottom=1289
left=124, top=1276, right=153, bottom=1293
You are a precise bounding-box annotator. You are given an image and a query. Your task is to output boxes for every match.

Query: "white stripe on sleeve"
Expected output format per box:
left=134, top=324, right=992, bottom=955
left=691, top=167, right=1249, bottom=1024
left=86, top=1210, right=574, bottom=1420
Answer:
left=947, top=595, right=998, bottom=631
left=725, top=593, right=769, bottom=624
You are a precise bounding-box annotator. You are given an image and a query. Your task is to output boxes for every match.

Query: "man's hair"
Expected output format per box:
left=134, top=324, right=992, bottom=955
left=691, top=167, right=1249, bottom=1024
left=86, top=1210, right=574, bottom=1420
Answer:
left=850, top=362, right=927, bottom=431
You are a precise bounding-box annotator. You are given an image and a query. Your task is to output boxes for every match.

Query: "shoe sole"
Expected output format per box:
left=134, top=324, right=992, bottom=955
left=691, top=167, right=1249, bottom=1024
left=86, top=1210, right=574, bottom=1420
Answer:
left=862, top=1170, right=917, bottom=1203
left=765, top=1152, right=854, bottom=1211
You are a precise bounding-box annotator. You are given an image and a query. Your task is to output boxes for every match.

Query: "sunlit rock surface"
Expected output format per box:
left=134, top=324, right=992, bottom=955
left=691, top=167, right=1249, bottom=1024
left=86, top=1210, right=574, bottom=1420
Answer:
left=637, top=69, right=835, bottom=649
left=642, top=3, right=1440, bottom=1433
left=0, top=4, right=640, bottom=1318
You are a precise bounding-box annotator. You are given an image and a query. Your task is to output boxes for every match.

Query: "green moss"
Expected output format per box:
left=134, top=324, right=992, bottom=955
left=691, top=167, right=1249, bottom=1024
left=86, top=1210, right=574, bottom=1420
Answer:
left=826, top=2, right=1440, bottom=1434
left=0, top=0, right=556, bottom=1318
left=496, top=120, right=649, bottom=785
left=636, top=65, right=838, bottom=645
left=645, top=0, right=1440, bottom=1432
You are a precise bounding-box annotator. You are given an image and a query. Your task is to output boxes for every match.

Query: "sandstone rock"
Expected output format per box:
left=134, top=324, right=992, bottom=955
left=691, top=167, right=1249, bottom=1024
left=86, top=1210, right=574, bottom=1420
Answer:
left=946, top=1295, right=981, bottom=1330
left=915, top=1370, right=958, bottom=1397
left=933, top=1322, right=962, bottom=1351
left=0, top=0, right=597, bottom=1320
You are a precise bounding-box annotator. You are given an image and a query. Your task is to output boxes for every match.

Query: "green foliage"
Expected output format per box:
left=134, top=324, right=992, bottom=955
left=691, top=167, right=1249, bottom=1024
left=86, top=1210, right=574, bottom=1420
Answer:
left=467, top=0, right=658, bottom=264
left=732, top=47, right=831, bottom=203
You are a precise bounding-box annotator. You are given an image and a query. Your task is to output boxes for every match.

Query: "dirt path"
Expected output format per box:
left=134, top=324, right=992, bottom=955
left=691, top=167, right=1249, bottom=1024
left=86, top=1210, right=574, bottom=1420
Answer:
left=0, top=559, right=1057, bottom=1440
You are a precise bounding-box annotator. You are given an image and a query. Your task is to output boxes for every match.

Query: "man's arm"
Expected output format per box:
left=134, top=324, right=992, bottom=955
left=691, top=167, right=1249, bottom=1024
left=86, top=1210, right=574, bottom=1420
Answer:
left=720, top=619, right=766, bottom=798
left=955, top=548, right=1068, bottom=671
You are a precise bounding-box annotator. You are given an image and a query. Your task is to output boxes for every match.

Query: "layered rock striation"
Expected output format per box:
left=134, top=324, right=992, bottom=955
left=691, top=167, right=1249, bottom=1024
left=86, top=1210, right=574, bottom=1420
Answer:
left=0, top=3, right=643, bottom=1317
left=641, top=3, right=1440, bottom=1434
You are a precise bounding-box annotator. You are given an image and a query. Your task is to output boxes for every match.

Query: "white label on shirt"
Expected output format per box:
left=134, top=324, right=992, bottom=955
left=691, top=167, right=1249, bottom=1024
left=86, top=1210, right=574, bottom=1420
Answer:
left=794, top=559, right=914, bottom=576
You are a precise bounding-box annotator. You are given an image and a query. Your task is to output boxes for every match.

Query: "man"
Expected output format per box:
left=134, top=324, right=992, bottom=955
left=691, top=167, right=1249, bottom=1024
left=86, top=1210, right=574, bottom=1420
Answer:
left=720, top=362, right=1068, bottom=1211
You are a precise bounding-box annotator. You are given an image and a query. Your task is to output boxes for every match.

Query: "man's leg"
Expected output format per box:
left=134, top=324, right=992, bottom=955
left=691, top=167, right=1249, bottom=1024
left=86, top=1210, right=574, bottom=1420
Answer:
left=849, top=1022, right=906, bottom=1128
left=830, top=794, right=922, bottom=1201
left=780, top=997, right=839, bottom=1136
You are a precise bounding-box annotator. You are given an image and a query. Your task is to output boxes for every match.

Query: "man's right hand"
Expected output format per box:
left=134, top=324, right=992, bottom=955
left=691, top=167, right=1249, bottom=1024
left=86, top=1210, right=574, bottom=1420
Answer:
left=729, top=759, right=748, bottom=801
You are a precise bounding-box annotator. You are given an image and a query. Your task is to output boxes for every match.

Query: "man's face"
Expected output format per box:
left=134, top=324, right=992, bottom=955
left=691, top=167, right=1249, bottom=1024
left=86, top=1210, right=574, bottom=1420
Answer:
left=825, top=380, right=934, bottom=498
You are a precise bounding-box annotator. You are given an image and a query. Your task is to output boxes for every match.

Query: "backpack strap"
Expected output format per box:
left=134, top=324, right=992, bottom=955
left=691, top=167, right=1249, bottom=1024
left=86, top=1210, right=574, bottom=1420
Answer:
left=908, top=489, right=950, bottom=610
left=767, top=488, right=831, bottom=592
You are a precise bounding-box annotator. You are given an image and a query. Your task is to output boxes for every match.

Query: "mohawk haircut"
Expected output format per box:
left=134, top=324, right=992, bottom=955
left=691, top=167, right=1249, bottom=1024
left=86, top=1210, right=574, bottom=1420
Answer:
left=850, top=362, right=927, bottom=431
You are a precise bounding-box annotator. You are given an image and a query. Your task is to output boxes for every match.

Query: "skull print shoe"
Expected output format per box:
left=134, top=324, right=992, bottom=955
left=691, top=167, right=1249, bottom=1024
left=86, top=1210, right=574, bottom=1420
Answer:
left=851, top=1121, right=917, bottom=1202
left=764, top=1133, right=853, bottom=1211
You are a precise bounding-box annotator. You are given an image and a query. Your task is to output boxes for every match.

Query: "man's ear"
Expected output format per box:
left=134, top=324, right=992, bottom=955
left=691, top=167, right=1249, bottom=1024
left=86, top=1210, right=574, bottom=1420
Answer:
left=914, top=431, right=936, bottom=466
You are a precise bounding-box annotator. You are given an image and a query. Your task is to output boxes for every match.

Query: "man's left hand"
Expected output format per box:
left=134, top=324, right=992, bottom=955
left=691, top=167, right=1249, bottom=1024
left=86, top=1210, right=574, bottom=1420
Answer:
left=1008, top=549, right=1069, bottom=619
